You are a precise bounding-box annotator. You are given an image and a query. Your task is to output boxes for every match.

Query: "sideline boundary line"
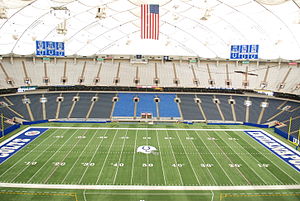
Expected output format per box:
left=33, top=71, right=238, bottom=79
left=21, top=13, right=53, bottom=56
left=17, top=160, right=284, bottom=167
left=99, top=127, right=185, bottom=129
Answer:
left=30, top=126, right=262, bottom=131
left=0, top=183, right=300, bottom=190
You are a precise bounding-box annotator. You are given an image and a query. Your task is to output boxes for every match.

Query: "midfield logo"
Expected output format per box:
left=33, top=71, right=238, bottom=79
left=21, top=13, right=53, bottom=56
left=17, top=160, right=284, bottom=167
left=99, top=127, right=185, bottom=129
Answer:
left=137, top=146, right=157, bottom=154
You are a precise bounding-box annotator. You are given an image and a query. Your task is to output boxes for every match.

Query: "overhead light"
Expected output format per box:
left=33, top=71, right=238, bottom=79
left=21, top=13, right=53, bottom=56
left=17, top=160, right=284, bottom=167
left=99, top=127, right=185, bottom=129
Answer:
left=200, top=16, right=208, bottom=21
left=173, top=14, right=179, bottom=20
left=50, top=7, right=70, bottom=20
left=0, top=7, right=8, bottom=19
left=200, top=9, right=210, bottom=21
left=56, top=20, right=67, bottom=35
left=126, top=40, right=131, bottom=45
left=95, top=7, right=106, bottom=19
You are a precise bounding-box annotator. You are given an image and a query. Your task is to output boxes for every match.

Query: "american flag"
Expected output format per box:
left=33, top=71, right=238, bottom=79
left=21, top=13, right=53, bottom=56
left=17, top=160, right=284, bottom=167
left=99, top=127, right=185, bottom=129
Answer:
left=141, top=4, right=159, bottom=40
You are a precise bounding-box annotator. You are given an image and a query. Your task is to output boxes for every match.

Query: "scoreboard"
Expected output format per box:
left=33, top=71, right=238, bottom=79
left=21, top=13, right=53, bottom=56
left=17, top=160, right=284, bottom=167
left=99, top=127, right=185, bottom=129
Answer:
left=230, top=44, right=259, bottom=60
left=36, top=40, right=65, bottom=56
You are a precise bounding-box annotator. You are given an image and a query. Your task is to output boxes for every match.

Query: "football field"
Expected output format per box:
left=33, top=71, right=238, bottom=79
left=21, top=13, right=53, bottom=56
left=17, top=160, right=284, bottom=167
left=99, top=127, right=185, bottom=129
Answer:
left=0, top=124, right=299, bottom=201
left=0, top=125, right=299, bottom=186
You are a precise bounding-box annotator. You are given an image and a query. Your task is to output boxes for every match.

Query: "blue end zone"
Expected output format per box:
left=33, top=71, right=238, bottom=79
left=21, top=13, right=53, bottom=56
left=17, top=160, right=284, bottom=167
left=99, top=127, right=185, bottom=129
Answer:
left=0, top=127, right=48, bottom=164
left=244, top=130, right=300, bottom=172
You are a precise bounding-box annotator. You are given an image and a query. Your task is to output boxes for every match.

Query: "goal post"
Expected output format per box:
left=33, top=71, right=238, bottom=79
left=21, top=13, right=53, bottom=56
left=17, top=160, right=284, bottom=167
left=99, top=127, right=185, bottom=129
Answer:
left=1, top=113, right=4, bottom=138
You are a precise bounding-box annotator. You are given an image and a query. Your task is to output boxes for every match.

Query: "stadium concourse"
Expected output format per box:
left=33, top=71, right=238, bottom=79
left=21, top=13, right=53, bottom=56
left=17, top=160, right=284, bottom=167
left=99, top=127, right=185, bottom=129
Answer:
left=0, top=0, right=300, bottom=201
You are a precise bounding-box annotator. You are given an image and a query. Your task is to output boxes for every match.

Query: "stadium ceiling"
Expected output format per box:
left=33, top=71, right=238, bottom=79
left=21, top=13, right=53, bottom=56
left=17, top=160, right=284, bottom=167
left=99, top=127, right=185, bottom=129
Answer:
left=0, top=0, right=300, bottom=59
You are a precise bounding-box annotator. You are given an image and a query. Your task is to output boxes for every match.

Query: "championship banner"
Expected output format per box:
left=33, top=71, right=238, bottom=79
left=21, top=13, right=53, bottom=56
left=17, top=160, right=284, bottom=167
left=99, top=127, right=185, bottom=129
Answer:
left=230, top=44, right=259, bottom=60
left=36, top=40, right=65, bottom=56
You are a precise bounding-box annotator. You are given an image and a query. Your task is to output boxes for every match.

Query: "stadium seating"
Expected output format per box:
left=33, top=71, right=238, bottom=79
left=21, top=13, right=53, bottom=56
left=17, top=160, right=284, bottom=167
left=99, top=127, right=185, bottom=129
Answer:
left=112, top=93, right=135, bottom=117
left=157, top=94, right=180, bottom=118
left=70, top=93, right=94, bottom=118
left=89, top=93, right=115, bottom=119
left=199, top=95, right=222, bottom=121
left=216, top=95, right=234, bottom=121
left=0, top=92, right=299, bottom=137
left=177, top=94, right=204, bottom=120
left=136, top=93, right=157, bottom=117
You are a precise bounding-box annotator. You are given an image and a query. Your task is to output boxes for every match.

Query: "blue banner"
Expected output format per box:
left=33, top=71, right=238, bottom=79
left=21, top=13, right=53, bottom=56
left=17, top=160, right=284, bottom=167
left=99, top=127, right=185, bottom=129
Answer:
left=244, top=130, right=300, bottom=172
left=230, top=44, right=259, bottom=60
left=36, top=40, right=65, bottom=56
left=0, top=128, right=48, bottom=164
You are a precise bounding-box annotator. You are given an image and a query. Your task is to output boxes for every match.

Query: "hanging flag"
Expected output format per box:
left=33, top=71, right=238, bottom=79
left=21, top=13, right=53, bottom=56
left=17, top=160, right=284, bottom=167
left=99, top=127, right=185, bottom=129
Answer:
left=141, top=4, right=159, bottom=40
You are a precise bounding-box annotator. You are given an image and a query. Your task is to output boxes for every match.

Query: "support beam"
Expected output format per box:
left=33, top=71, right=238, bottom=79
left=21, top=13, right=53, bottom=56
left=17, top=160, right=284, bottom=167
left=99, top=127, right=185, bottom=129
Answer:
left=55, top=101, right=61, bottom=120
left=231, top=104, right=237, bottom=122
left=245, top=97, right=250, bottom=123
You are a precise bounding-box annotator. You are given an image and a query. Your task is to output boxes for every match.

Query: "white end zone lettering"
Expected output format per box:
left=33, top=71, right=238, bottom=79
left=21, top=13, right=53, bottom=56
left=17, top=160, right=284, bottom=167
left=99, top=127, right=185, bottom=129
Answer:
left=244, top=130, right=300, bottom=172
left=0, top=127, right=48, bottom=164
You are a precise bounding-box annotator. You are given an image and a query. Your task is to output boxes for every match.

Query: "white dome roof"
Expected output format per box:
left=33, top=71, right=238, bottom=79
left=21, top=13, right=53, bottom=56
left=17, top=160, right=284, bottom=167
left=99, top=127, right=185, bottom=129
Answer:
left=0, top=0, right=299, bottom=59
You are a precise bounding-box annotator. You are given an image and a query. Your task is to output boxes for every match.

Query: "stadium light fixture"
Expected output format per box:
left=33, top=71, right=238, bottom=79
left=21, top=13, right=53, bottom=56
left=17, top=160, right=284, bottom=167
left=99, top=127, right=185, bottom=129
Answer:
left=50, top=7, right=70, bottom=20
left=95, top=7, right=106, bottom=19
left=56, top=20, right=67, bottom=35
left=0, top=7, right=7, bottom=19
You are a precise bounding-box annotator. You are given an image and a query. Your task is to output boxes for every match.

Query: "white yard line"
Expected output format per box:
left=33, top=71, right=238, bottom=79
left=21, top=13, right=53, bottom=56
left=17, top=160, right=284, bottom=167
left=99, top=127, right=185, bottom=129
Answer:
left=155, top=129, right=167, bottom=185
left=61, top=129, right=99, bottom=184
left=130, top=130, right=138, bottom=185
left=217, top=130, right=269, bottom=185
left=1, top=182, right=300, bottom=190
left=222, top=130, right=283, bottom=185
left=239, top=131, right=299, bottom=184
left=27, top=129, right=81, bottom=183
left=34, top=127, right=256, bottom=131
left=193, top=130, right=235, bottom=185
left=182, top=130, right=217, bottom=185
left=77, top=129, right=110, bottom=184
left=146, top=129, right=150, bottom=185
left=203, top=130, right=251, bottom=185
left=165, top=130, right=184, bottom=186
left=9, top=130, right=63, bottom=182
left=0, top=129, right=57, bottom=179
left=95, top=129, right=119, bottom=184
left=174, top=130, right=201, bottom=185
left=43, top=129, right=90, bottom=183
left=112, top=129, right=129, bottom=184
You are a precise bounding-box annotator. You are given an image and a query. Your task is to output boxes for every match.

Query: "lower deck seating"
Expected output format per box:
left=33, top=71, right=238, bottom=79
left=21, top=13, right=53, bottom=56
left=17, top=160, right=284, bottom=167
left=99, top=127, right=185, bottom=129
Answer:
left=177, top=94, right=204, bottom=120
left=113, top=93, right=135, bottom=117
left=136, top=94, right=157, bottom=117
left=157, top=94, right=180, bottom=118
